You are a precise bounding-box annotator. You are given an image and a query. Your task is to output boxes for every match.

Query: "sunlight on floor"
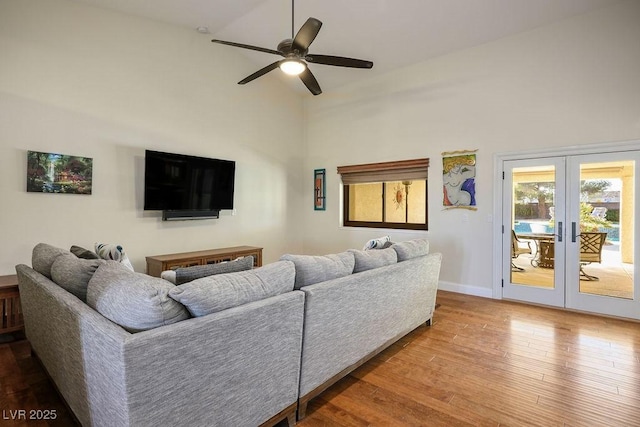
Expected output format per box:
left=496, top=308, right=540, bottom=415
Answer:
left=511, top=243, right=634, bottom=299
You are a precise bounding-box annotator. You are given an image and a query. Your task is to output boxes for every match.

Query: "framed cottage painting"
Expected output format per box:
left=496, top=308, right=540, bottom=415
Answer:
left=27, top=150, right=93, bottom=194
left=442, top=149, right=477, bottom=210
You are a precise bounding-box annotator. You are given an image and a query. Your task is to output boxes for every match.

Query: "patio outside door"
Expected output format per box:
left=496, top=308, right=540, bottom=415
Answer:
left=502, top=152, right=639, bottom=320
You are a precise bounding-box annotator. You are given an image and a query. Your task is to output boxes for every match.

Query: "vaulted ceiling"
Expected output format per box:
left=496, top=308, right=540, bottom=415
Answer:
left=73, top=0, right=623, bottom=94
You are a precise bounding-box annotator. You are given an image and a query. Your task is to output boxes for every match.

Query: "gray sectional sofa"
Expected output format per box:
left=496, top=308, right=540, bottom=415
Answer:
left=281, top=240, right=441, bottom=418
left=17, top=245, right=303, bottom=427
left=16, top=239, right=441, bottom=426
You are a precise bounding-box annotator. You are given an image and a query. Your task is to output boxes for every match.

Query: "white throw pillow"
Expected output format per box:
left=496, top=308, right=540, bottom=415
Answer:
left=95, top=242, right=134, bottom=271
left=160, top=270, right=177, bottom=284
left=363, top=235, right=392, bottom=251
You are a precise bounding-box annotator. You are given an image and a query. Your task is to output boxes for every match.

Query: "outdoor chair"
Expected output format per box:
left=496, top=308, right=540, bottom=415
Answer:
left=579, top=231, right=607, bottom=281
left=590, top=207, right=607, bottom=220
left=511, top=230, right=532, bottom=271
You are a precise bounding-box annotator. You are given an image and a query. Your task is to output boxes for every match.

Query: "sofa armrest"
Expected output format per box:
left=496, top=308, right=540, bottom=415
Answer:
left=16, top=264, right=131, bottom=426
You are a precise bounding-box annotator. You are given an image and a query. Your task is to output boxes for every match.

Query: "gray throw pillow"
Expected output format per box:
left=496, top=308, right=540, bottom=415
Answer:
left=392, top=239, right=430, bottom=261
left=32, top=243, right=71, bottom=279
left=70, top=245, right=99, bottom=260
left=175, top=256, right=254, bottom=285
left=87, top=261, right=189, bottom=333
left=279, top=251, right=355, bottom=289
left=51, top=254, right=106, bottom=302
left=348, top=248, right=397, bottom=273
left=169, top=260, right=295, bottom=317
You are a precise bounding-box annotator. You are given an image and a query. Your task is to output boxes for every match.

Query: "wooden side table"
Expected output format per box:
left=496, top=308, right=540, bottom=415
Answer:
left=0, top=274, right=24, bottom=335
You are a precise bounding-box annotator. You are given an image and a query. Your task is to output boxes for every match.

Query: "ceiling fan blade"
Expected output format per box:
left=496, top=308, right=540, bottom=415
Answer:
left=238, top=61, right=283, bottom=85
left=292, top=18, right=322, bottom=53
left=212, top=39, right=283, bottom=56
left=305, top=54, right=373, bottom=69
left=299, top=68, right=322, bottom=96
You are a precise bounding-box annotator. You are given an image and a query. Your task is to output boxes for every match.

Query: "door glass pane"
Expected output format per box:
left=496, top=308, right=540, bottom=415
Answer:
left=578, top=161, right=634, bottom=299
left=511, top=166, right=556, bottom=289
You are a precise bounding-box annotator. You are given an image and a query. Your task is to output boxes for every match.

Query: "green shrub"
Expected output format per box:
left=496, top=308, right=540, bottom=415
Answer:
left=605, top=209, right=619, bottom=222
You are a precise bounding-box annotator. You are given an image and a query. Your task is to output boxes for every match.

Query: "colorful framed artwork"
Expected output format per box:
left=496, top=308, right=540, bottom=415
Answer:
left=442, top=149, right=477, bottom=210
left=27, top=150, right=93, bottom=194
left=314, top=168, right=326, bottom=210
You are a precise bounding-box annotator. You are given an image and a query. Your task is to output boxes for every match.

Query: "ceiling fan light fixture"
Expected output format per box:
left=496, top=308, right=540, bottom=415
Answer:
left=279, top=59, right=306, bottom=76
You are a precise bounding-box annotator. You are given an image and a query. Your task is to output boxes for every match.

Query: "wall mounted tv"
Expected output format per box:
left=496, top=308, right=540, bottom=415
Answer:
left=144, top=150, right=235, bottom=220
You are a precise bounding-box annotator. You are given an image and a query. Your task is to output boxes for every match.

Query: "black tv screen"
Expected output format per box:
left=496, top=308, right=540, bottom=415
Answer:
left=144, top=150, right=235, bottom=211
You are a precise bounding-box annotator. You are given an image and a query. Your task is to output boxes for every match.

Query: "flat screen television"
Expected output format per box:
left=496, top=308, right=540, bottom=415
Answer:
left=144, top=150, right=235, bottom=219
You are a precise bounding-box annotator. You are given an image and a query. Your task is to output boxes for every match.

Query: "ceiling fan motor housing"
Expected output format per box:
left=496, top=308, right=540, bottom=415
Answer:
left=277, top=39, right=305, bottom=57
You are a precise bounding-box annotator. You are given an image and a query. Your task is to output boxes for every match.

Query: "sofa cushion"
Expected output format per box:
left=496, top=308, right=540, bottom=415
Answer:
left=70, top=245, right=99, bottom=260
left=392, top=239, right=430, bottom=261
left=174, top=256, right=254, bottom=285
left=168, top=260, right=295, bottom=317
left=51, top=254, right=106, bottom=302
left=32, top=243, right=70, bottom=279
left=95, top=242, right=134, bottom=271
left=363, top=235, right=393, bottom=250
left=279, top=251, right=355, bottom=290
left=348, top=248, right=397, bottom=273
left=87, top=261, right=189, bottom=332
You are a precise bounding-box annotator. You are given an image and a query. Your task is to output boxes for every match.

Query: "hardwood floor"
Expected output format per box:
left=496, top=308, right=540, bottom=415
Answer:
left=298, top=291, right=640, bottom=426
left=0, top=333, right=76, bottom=426
left=1, top=291, right=639, bottom=426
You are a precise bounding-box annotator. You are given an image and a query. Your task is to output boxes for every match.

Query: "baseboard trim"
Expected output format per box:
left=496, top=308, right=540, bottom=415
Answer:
left=438, top=280, right=493, bottom=298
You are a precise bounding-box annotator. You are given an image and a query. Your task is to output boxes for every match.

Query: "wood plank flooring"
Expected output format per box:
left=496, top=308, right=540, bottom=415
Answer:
left=298, top=291, right=640, bottom=426
left=1, top=291, right=639, bottom=426
left=0, top=333, right=76, bottom=426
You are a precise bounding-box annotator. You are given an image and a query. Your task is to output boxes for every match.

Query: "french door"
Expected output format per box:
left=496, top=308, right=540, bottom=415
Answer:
left=502, top=151, right=639, bottom=320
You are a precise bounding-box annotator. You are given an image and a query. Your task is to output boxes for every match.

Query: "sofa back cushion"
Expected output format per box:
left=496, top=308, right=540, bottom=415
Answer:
left=392, top=239, right=430, bottom=261
left=348, top=248, right=397, bottom=273
left=174, top=256, right=254, bottom=285
left=51, top=254, right=106, bottom=302
left=168, top=260, right=295, bottom=317
left=32, top=243, right=71, bottom=279
left=280, top=251, right=355, bottom=289
left=87, top=261, right=189, bottom=332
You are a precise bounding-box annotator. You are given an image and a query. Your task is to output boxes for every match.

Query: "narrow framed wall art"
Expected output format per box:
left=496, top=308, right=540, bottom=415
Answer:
left=314, top=168, right=326, bottom=210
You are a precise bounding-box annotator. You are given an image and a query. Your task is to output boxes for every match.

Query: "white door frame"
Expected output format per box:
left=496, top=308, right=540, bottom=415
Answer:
left=492, top=139, right=640, bottom=300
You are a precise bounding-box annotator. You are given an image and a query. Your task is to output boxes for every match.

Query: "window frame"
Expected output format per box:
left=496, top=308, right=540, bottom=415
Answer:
left=338, top=158, right=429, bottom=231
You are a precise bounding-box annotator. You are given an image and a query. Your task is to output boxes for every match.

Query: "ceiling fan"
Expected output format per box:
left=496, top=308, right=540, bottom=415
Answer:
left=211, top=1, right=373, bottom=96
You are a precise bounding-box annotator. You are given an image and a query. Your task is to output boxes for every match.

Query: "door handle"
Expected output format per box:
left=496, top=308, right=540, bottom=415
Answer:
left=557, top=221, right=563, bottom=242
left=571, top=222, right=577, bottom=243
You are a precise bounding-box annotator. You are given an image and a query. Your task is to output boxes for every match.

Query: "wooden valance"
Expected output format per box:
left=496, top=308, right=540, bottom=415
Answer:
left=337, top=158, right=429, bottom=184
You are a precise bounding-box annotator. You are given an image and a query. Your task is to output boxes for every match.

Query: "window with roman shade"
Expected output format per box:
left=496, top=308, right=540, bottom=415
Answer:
left=337, top=158, right=429, bottom=230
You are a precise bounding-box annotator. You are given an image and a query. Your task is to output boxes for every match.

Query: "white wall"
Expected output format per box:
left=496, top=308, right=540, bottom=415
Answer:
left=0, top=0, right=305, bottom=274
left=303, top=1, right=640, bottom=296
left=2, top=0, right=639, bottom=293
